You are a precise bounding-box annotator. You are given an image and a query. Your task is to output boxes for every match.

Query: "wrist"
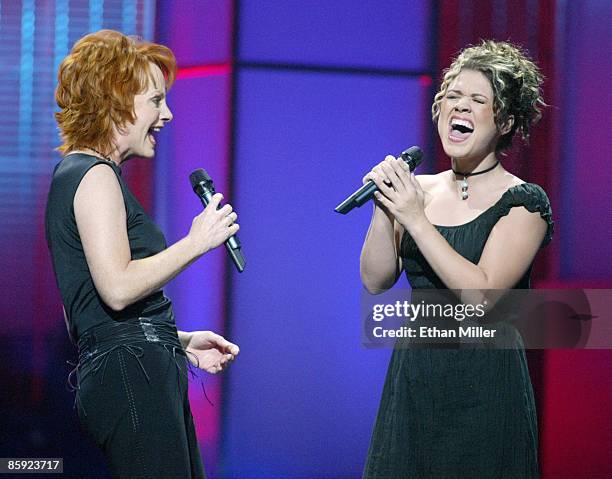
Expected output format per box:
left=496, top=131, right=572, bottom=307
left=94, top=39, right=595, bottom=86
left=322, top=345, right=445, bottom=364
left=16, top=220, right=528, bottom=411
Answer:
left=184, top=234, right=208, bottom=258
left=371, top=202, right=395, bottom=226
left=404, top=214, right=430, bottom=238
left=178, top=330, right=192, bottom=348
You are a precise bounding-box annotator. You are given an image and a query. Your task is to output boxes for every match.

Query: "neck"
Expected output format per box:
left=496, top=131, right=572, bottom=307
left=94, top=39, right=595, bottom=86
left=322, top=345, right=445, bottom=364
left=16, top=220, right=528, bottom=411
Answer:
left=71, top=146, right=124, bottom=167
left=451, top=151, right=498, bottom=178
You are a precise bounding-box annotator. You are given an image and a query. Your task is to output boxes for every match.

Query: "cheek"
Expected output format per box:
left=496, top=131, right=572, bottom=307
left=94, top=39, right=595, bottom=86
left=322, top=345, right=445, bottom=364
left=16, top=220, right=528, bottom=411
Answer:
left=475, top=108, right=495, bottom=130
left=437, top=117, right=445, bottom=137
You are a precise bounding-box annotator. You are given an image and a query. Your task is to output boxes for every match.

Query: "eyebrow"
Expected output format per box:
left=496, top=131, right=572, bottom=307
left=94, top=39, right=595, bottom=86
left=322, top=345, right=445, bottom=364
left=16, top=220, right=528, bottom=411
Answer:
left=447, top=89, right=489, bottom=99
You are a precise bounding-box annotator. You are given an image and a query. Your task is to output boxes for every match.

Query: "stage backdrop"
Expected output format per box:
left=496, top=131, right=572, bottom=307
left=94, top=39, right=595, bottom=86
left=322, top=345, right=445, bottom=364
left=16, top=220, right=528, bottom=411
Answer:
left=1, top=1, right=610, bottom=478
left=222, top=2, right=435, bottom=478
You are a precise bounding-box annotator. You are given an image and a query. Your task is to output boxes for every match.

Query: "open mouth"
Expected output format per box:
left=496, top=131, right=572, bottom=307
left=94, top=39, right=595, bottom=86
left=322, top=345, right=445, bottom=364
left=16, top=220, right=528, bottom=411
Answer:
left=449, top=117, right=474, bottom=142
left=148, top=127, right=161, bottom=145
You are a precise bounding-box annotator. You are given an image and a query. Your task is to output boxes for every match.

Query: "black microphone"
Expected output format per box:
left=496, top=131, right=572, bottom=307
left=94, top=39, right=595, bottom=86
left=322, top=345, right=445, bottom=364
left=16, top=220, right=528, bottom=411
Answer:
left=334, top=146, right=423, bottom=214
left=189, top=169, right=246, bottom=273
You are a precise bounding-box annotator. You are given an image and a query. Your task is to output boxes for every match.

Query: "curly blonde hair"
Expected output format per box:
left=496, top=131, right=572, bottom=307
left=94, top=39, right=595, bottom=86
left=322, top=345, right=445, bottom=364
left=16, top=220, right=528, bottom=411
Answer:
left=431, top=40, right=545, bottom=152
left=55, top=29, right=177, bottom=155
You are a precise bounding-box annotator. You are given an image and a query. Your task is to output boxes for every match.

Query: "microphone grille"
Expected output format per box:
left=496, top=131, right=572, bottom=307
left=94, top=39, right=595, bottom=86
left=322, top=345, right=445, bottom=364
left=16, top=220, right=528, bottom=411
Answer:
left=400, top=146, right=423, bottom=171
left=189, top=168, right=212, bottom=189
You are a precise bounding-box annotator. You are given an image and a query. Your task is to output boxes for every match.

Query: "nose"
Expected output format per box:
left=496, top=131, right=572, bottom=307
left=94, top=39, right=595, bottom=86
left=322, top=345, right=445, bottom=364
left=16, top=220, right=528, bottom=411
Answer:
left=161, top=102, right=173, bottom=123
left=454, top=97, right=471, bottom=112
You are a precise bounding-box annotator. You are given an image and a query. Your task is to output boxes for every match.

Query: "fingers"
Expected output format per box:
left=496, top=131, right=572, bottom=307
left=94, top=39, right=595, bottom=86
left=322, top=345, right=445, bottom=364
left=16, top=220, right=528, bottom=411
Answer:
left=373, top=190, right=393, bottom=210
left=218, top=203, right=233, bottom=215
left=209, top=193, right=223, bottom=209
left=385, top=156, right=412, bottom=190
left=223, top=211, right=238, bottom=227
left=213, top=333, right=240, bottom=356
left=377, top=155, right=396, bottom=184
left=369, top=171, right=395, bottom=198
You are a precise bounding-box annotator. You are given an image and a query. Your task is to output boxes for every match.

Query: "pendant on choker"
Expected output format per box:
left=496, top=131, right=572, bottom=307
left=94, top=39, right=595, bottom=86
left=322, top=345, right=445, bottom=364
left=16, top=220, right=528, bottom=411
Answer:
left=460, top=177, right=469, bottom=200
left=452, top=161, right=500, bottom=200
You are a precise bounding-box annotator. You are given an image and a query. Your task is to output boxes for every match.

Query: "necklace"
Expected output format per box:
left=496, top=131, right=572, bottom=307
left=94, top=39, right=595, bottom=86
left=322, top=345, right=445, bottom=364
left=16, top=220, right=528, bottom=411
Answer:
left=452, top=161, right=500, bottom=200
left=85, top=146, right=114, bottom=164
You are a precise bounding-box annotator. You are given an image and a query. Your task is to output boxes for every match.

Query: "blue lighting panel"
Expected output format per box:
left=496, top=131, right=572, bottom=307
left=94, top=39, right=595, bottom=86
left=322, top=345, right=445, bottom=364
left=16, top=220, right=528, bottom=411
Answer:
left=239, top=0, right=431, bottom=70
left=223, top=69, right=429, bottom=477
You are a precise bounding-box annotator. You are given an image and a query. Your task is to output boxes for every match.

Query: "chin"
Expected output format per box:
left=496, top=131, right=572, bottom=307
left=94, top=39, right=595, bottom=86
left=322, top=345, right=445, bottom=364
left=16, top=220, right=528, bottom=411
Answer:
left=442, top=140, right=471, bottom=159
left=137, top=147, right=156, bottom=159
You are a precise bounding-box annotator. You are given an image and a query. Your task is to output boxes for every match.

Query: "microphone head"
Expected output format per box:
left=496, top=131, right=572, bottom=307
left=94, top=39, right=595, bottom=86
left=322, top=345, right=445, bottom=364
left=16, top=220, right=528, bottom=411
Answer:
left=189, top=168, right=213, bottom=191
left=400, top=146, right=423, bottom=172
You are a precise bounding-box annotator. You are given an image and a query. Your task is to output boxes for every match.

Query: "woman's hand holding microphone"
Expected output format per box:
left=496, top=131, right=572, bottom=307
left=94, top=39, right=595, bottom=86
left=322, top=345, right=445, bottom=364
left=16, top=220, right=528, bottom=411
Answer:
left=363, top=155, right=427, bottom=233
left=187, top=193, right=239, bottom=256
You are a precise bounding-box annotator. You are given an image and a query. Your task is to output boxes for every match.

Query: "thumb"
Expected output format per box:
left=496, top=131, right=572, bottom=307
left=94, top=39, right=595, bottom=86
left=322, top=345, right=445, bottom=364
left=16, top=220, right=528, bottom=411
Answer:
left=212, top=333, right=240, bottom=355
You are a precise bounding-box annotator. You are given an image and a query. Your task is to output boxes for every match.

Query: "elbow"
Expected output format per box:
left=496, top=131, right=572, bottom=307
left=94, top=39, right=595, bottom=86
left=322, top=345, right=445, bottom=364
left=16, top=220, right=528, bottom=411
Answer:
left=100, top=288, right=129, bottom=312
left=104, top=297, right=127, bottom=312
left=363, top=284, right=388, bottom=295
left=360, top=265, right=397, bottom=295
left=360, top=274, right=393, bottom=295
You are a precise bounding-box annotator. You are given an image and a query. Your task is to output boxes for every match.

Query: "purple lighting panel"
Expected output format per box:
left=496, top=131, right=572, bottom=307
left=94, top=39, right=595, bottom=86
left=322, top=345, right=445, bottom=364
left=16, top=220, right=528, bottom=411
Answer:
left=223, top=69, right=428, bottom=477
left=153, top=73, right=232, bottom=472
left=238, top=0, right=431, bottom=71
left=156, top=0, right=233, bottom=66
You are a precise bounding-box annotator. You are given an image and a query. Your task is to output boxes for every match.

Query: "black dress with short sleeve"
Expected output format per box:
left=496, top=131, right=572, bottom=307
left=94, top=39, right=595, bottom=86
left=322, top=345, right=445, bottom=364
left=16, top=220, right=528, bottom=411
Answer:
left=363, top=183, right=554, bottom=479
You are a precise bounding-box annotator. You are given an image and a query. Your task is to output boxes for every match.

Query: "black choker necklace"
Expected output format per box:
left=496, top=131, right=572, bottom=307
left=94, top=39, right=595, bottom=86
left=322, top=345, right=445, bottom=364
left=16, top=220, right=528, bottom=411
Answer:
left=86, top=147, right=113, bottom=164
left=452, top=161, right=500, bottom=200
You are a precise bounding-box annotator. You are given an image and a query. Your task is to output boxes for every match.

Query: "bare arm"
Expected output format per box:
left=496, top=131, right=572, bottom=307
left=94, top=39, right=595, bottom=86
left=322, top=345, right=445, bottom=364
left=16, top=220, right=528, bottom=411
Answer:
left=359, top=156, right=408, bottom=293
left=359, top=157, right=440, bottom=293
left=359, top=204, right=403, bottom=293
left=74, top=164, right=239, bottom=311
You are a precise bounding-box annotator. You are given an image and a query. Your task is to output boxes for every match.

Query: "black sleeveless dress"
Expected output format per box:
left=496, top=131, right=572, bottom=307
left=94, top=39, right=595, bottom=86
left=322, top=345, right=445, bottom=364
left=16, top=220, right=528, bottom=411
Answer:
left=363, top=183, right=554, bottom=479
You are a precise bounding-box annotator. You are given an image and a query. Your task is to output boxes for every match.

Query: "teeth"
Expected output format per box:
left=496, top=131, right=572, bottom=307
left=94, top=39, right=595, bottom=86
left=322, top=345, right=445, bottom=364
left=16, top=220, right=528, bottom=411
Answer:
left=451, top=118, right=474, bottom=130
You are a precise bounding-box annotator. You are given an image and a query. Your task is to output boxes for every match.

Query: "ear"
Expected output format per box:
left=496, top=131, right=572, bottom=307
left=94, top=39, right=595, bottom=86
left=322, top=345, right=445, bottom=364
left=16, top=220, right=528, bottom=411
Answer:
left=500, top=115, right=514, bottom=135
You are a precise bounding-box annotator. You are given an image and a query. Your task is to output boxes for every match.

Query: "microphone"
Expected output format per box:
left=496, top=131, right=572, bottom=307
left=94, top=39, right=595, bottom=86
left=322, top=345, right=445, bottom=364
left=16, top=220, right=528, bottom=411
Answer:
left=189, top=169, right=246, bottom=273
left=334, top=146, right=423, bottom=214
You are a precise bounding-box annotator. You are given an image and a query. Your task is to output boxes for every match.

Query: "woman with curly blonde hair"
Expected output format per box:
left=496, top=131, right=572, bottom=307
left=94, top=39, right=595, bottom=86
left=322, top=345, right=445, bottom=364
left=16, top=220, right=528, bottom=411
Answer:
left=361, top=40, right=553, bottom=478
left=46, top=30, right=239, bottom=478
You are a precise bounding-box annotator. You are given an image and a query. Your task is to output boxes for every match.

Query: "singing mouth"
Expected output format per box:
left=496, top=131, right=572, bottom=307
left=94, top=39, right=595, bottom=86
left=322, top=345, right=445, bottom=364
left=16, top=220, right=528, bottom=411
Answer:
left=147, top=126, right=161, bottom=145
left=449, top=116, right=474, bottom=142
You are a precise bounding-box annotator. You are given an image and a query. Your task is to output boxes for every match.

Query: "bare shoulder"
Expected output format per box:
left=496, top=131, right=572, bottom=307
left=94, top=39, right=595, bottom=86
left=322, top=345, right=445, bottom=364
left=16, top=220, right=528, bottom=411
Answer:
left=502, top=171, right=527, bottom=189
left=74, top=163, right=123, bottom=212
left=77, top=163, right=120, bottom=194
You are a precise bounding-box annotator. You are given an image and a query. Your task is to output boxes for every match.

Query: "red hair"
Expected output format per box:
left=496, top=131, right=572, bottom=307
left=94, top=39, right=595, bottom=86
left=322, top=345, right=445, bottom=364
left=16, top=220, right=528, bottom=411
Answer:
left=55, top=29, right=177, bottom=155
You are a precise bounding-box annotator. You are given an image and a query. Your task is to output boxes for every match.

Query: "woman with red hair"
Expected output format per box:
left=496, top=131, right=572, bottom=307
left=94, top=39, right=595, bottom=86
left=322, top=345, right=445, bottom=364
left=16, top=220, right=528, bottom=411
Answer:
left=46, top=30, right=238, bottom=478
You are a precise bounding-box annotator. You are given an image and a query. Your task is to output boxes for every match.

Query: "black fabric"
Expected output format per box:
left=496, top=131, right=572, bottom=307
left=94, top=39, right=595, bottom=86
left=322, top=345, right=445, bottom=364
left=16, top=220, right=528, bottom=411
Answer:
left=75, top=311, right=205, bottom=479
left=363, top=183, right=553, bottom=479
left=45, top=153, right=167, bottom=340
left=45, top=153, right=206, bottom=478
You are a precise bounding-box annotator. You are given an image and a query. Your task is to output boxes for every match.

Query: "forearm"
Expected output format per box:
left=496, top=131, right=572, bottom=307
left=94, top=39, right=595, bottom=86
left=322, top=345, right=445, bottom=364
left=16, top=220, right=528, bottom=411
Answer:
left=360, top=205, right=401, bottom=293
left=408, top=219, right=488, bottom=290
left=104, top=236, right=199, bottom=310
